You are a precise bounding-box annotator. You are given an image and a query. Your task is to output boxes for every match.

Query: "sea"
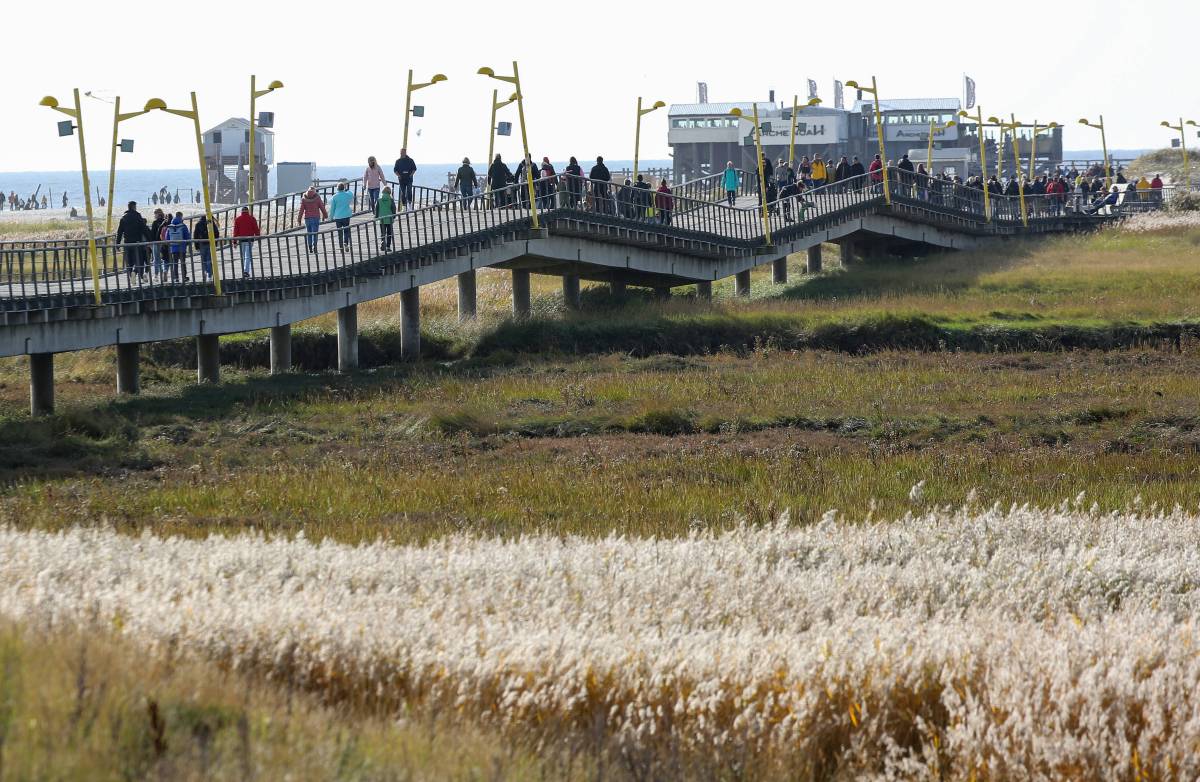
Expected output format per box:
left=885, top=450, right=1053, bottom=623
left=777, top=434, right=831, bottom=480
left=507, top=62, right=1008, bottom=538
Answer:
left=0, top=159, right=674, bottom=210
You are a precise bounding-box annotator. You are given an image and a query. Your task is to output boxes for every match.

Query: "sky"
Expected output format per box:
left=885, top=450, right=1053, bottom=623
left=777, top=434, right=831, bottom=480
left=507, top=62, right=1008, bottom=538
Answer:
left=1, top=0, right=1195, bottom=172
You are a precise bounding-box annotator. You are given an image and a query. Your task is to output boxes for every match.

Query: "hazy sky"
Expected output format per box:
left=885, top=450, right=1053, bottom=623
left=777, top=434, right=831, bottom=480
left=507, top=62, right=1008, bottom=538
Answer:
left=2, top=0, right=1194, bottom=172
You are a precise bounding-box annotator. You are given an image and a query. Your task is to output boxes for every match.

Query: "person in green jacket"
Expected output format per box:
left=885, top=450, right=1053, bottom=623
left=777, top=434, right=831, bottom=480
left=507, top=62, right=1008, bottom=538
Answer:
left=377, top=186, right=397, bottom=251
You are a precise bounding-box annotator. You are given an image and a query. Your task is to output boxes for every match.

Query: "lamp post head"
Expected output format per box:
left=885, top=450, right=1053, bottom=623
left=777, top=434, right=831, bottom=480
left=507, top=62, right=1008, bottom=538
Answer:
left=651, top=100, right=666, bottom=110
left=1045, top=122, right=1059, bottom=129
left=38, top=96, right=60, bottom=108
left=844, top=80, right=859, bottom=89
left=477, top=67, right=495, bottom=77
left=267, top=80, right=284, bottom=90
left=729, top=108, right=745, bottom=117
left=987, top=116, right=1001, bottom=124
left=945, top=120, right=957, bottom=128
left=806, top=98, right=822, bottom=106
left=1078, top=118, right=1091, bottom=126
left=1187, top=120, right=1198, bottom=127
left=144, top=98, right=168, bottom=111
left=1161, top=120, right=1172, bottom=127
left=430, top=74, right=448, bottom=84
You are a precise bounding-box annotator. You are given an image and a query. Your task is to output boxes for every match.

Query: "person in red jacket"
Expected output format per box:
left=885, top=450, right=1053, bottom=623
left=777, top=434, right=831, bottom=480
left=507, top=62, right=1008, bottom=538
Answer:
left=867, top=154, right=884, bottom=195
left=655, top=180, right=674, bottom=225
left=233, top=207, right=261, bottom=279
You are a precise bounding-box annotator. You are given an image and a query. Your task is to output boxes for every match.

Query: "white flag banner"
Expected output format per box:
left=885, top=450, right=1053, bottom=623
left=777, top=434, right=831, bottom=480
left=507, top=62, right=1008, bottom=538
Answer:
left=834, top=80, right=844, bottom=109
left=807, top=79, right=818, bottom=100
left=964, top=76, right=976, bottom=109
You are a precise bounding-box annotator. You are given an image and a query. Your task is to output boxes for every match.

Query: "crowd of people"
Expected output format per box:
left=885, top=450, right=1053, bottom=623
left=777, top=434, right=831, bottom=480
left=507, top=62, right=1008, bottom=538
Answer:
left=101, top=148, right=1174, bottom=287
left=2, top=191, right=62, bottom=211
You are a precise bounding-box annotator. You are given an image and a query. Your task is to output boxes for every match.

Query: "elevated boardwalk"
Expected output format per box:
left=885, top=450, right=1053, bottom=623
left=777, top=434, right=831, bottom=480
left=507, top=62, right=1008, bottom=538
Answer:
left=0, top=168, right=1142, bottom=414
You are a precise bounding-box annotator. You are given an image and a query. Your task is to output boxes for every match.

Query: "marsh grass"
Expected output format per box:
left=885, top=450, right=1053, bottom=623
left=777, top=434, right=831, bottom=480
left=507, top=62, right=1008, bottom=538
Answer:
left=0, top=622, right=555, bottom=781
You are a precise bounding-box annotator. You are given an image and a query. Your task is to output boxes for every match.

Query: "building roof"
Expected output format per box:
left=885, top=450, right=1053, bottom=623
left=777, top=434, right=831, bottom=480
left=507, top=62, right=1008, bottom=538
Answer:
left=203, top=117, right=274, bottom=135
left=849, top=98, right=961, bottom=113
left=668, top=102, right=778, bottom=117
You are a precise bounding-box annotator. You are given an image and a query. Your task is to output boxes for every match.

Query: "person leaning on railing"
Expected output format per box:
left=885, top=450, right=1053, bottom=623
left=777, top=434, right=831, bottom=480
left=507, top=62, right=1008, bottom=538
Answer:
left=192, top=212, right=218, bottom=281
left=655, top=179, right=673, bottom=225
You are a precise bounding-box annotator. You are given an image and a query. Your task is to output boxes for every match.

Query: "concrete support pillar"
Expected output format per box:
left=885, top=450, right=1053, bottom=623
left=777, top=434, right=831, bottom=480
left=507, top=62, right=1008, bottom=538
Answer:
left=772, top=258, right=788, bottom=285
left=196, top=335, right=220, bottom=384
left=401, top=287, right=421, bottom=361
left=562, top=274, right=581, bottom=310
left=610, top=280, right=626, bottom=296
left=512, top=269, right=531, bottom=317
left=807, top=244, right=823, bottom=274
left=116, top=343, right=140, bottom=395
left=696, top=281, right=712, bottom=300
left=653, top=286, right=671, bottom=300
left=270, top=325, right=292, bottom=375
left=337, top=304, right=358, bottom=372
left=735, top=270, right=752, bottom=297
left=456, top=270, right=477, bottom=321
left=839, top=242, right=855, bottom=265
left=29, top=352, right=54, bottom=417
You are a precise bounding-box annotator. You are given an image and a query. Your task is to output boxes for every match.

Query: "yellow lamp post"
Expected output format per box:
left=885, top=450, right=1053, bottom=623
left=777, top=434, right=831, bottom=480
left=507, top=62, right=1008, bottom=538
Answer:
left=1160, top=118, right=1197, bottom=188
left=957, top=108, right=992, bottom=221
left=104, top=97, right=155, bottom=233
left=988, top=114, right=1028, bottom=226
left=248, top=76, right=283, bottom=204
left=925, top=118, right=957, bottom=174
left=1028, top=121, right=1059, bottom=181
left=486, top=90, right=519, bottom=206
left=788, top=96, right=821, bottom=168
left=488, top=90, right=519, bottom=168
left=478, top=63, right=538, bottom=229
left=633, top=98, right=666, bottom=182
left=144, top=94, right=223, bottom=295
left=1078, top=116, right=1110, bottom=189
left=845, top=78, right=889, bottom=204
left=403, top=70, right=448, bottom=150
left=40, top=90, right=102, bottom=305
left=729, top=106, right=771, bottom=245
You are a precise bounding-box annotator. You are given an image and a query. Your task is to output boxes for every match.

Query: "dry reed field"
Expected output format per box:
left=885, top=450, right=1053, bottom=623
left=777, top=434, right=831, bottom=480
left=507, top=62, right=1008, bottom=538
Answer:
left=3, top=502, right=1200, bottom=779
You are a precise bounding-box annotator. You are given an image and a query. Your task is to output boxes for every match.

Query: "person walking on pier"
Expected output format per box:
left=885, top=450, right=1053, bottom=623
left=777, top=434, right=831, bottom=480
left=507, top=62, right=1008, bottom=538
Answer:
left=538, top=157, right=557, bottom=209
left=487, top=154, right=512, bottom=208
left=166, top=212, right=192, bottom=283
left=811, top=154, right=828, bottom=189
left=590, top=156, right=612, bottom=214
left=364, top=156, right=387, bottom=211
left=454, top=158, right=477, bottom=207
left=298, top=186, right=328, bottom=253
left=329, top=182, right=354, bottom=250
left=723, top=161, right=740, bottom=207
left=192, top=212, right=218, bottom=280
left=376, top=186, right=396, bottom=251
left=563, top=156, right=584, bottom=208
left=633, top=174, right=653, bottom=220
left=233, top=207, right=261, bottom=277
left=392, top=148, right=417, bottom=210
left=149, top=208, right=168, bottom=282
left=868, top=154, right=883, bottom=194
left=115, top=201, right=150, bottom=284
left=655, top=179, right=673, bottom=225
left=849, top=156, right=865, bottom=185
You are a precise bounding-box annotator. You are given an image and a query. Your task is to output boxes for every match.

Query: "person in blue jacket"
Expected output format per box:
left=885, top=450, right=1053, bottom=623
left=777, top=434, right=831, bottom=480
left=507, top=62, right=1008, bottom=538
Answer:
left=329, top=181, right=355, bottom=249
left=723, top=162, right=740, bottom=207
left=165, top=212, right=191, bottom=282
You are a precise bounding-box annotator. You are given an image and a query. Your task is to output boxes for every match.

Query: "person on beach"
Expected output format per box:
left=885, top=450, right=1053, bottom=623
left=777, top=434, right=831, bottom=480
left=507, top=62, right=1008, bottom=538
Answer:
left=392, top=148, right=416, bottom=210
left=232, top=206, right=260, bottom=277
left=723, top=161, right=740, bottom=207
left=192, top=212, right=218, bottom=280
left=115, top=201, right=150, bottom=283
left=329, top=181, right=354, bottom=250
left=376, top=185, right=396, bottom=251
left=363, top=156, right=387, bottom=211
left=297, top=186, right=328, bottom=253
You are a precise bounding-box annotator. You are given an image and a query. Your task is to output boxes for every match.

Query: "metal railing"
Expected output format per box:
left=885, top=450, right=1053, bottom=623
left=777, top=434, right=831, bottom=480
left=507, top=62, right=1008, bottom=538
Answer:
left=1, top=165, right=1181, bottom=314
